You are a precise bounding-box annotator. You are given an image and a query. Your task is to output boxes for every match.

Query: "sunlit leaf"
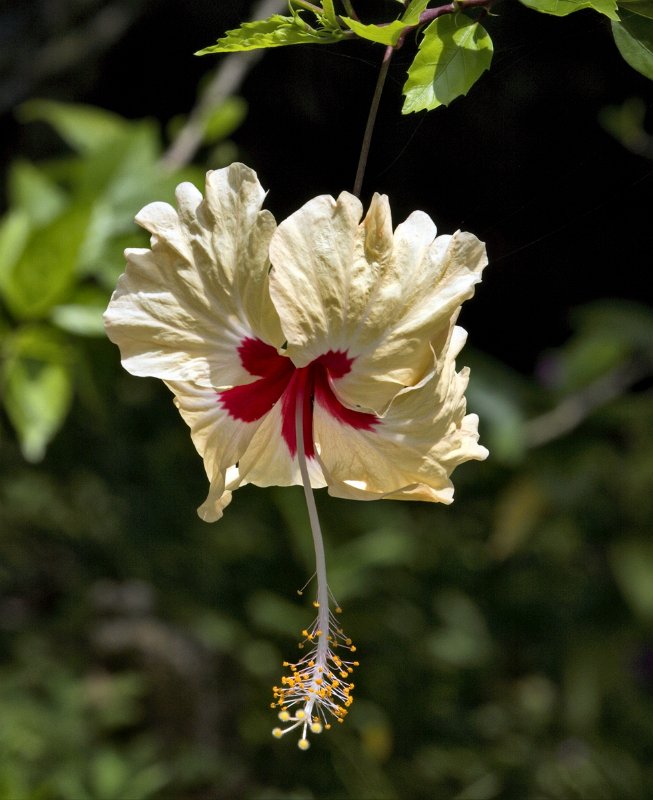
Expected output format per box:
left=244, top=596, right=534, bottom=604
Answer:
left=0, top=210, right=30, bottom=290
left=9, top=161, right=68, bottom=227
left=1, top=326, right=73, bottom=461
left=196, top=15, right=342, bottom=54
left=402, top=15, right=493, bottom=113
left=612, top=10, right=653, bottom=78
left=18, top=100, right=129, bottom=154
left=519, top=0, right=619, bottom=19
left=2, top=206, right=89, bottom=319
left=341, top=17, right=408, bottom=45
left=402, top=0, right=431, bottom=25
left=321, top=0, right=339, bottom=27
left=50, top=303, right=106, bottom=337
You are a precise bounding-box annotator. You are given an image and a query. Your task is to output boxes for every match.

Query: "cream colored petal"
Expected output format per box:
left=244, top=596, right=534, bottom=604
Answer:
left=104, top=164, right=283, bottom=387
left=167, top=374, right=328, bottom=521
left=269, top=191, right=487, bottom=413
left=166, top=379, right=270, bottom=522
left=238, top=402, right=327, bottom=490
left=314, top=325, right=488, bottom=504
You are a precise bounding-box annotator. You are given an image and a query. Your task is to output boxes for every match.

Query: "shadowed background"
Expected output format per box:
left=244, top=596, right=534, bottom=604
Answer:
left=1, top=1, right=652, bottom=798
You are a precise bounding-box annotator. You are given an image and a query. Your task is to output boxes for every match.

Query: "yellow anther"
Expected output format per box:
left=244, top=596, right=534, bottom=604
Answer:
left=350, top=646, right=357, bottom=652
left=310, top=721, right=323, bottom=734
left=313, top=600, right=320, bottom=608
left=335, top=607, right=342, bottom=614
left=278, top=711, right=291, bottom=722
left=298, top=738, right=310, bottom=751
left=272, top=728, right=283, bottom=739
left=296, top=709, right=306, bottom=720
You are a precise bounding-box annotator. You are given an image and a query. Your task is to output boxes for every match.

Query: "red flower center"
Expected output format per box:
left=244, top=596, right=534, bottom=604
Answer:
left=218, top=337, right=378, bottom=456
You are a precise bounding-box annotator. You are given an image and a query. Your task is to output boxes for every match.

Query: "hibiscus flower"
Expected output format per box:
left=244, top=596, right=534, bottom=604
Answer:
left=104, top=162, right=488, bottom=746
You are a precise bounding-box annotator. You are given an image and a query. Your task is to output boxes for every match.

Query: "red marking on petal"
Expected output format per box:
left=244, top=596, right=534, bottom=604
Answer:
left=281, top=368, right=314, bottom=458
left=315, top=349, right=354, bottom=379
left=237, top=337, right=287, bottom=377
left=218, top=338, right=293, bottom=422
left=314, top=363, right=378, bottom=432
left=218, top=339, right=378, bottom=456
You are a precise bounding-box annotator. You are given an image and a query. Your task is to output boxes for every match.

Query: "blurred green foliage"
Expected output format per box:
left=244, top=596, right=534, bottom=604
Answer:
left=0, top=101, right=205, bottom=461
left=1, top=98, right=653, bottom=799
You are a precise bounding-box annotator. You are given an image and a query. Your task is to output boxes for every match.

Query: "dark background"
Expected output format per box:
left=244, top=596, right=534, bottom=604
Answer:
left=1, top=2, right=653, bottom=799
left=2, top=0, right=652, bottom=372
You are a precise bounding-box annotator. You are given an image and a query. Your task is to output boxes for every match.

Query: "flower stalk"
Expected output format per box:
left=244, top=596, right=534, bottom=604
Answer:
left=353, top=44, right=394, bottom=199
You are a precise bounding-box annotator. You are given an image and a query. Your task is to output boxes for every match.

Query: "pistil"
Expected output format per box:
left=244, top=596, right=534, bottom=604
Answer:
left=270, top=367, right=359, bottom=748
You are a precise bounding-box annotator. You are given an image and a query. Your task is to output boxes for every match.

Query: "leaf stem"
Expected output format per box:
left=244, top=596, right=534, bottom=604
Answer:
left=418, top=0, right=492, bottom=25
left=353, top=44, right=394, bottom=198
left=289, top=0, right=324, bottom=14
left=341, top=0, right=359, bottom=20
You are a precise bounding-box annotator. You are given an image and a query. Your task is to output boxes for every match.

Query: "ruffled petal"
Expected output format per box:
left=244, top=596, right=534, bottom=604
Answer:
left=168, top=372, right=328, bottom=521
left=165, top=380, right=262, bottom=521
left=237, top=401, right=327, bottom=490
left=313, top=323, right=488, bottom=503
left=104, top=163, right=283, bottom=388
left=269, top=191, right=487, bottom=413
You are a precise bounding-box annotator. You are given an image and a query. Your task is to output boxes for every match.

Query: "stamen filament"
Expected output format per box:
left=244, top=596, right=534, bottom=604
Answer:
left=294, top=375, right=331, bottom=680
left=270, top=367, right=358, bottom=748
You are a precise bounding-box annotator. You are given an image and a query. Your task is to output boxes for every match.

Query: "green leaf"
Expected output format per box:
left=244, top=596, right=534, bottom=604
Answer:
left=619, top=0, right=653, bottom=20
left=49, top=285, right=110, bottom=337
left=50, top=303, right=107, bottom=338
left=202, top=97, right=248, bottom=144
left=341, top=17, right=408, bottom=45
left=75, top=126, right=202, bottom=285
left=9, top=161, right=68, bottom=227
left=0, top=210, right=30, bottom=291
left=612, top=10, right=653, bottom=78
left=402, top=0, right=431, bottom=25
left=519, top=0, right=619, bottom=19
left=1, top=206, right=89, bottom=320
left=1, top=326, right=73, bottom=462
left=196, top=14, right=342, bottom=54
left=321, top=0, right=339, bottom=28
left=611, top=539, right=653, bottom=620
left=18, top=100, right=129, bottom=154
left=590, top=0, right=620, bottom=18
left=402, top=15, right=493, bottom=113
